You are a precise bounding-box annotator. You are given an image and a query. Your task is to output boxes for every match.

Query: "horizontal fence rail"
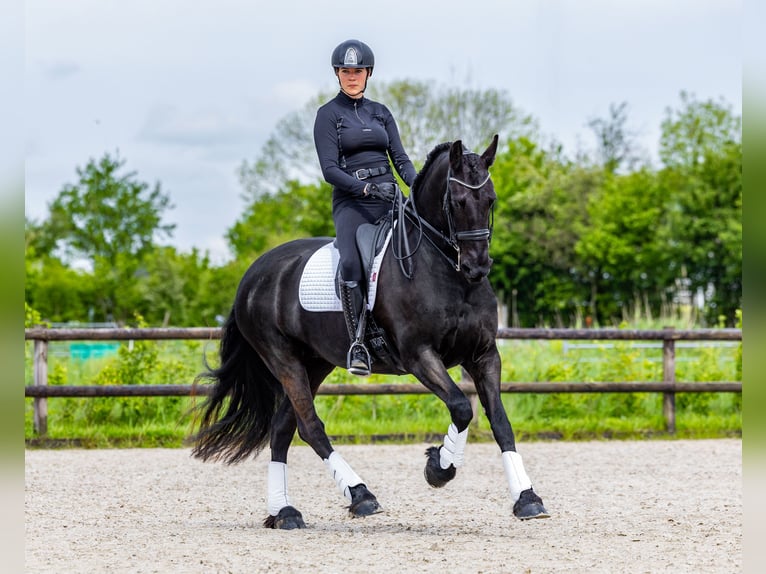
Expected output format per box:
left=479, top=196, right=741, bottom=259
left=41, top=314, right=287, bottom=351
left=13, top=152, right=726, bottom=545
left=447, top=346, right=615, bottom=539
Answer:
left=24, top=381, right=742, bottom=398
left=25, top=327, right=742, bottom=437
left=25, top=326, right=743, bottom=342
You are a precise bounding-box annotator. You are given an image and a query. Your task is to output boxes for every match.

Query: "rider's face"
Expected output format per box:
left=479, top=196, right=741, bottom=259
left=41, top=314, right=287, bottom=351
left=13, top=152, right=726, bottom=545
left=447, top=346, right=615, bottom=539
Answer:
left=336, top=67, right=369, bottom=98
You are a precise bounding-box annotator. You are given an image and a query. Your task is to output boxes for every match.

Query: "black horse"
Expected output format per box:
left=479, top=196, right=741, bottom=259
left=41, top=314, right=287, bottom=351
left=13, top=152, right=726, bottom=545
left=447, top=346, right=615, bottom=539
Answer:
left=190, top=135, right=549, bottom=528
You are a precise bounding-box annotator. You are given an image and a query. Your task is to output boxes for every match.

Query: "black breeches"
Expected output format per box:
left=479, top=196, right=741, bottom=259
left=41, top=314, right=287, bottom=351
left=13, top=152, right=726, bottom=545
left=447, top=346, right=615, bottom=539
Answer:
left=333, top=199, right=390, bottom=283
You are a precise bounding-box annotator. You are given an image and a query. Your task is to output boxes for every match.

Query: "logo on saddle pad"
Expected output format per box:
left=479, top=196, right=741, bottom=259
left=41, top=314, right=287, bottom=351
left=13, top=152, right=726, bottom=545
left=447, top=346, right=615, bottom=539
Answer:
left=298, top=230, right=392, bottom=312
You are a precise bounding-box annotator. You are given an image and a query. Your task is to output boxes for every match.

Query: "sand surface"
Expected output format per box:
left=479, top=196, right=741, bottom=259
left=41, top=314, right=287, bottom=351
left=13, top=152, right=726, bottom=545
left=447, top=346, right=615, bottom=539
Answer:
left=25, top=439, right=741, bottom=573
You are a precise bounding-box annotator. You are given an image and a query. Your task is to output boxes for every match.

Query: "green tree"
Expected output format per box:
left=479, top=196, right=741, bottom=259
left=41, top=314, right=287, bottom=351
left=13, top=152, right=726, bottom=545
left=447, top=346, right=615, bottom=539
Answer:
left=31, top=152, right=176, bottom=323
left=659, top=91, right=741, bottom=170
left=489, top=137, right=594, bottom=326
left=574, top=168, right=672, bottom=323
left=42, top=152, right=175, bottom=267
left=25, top=245, right=96, bottom=323
left=586, top=101, right=642, bottom=174
left=129, top=246, right=230, bottom=326
left=658, top=92, right=742, bottom=324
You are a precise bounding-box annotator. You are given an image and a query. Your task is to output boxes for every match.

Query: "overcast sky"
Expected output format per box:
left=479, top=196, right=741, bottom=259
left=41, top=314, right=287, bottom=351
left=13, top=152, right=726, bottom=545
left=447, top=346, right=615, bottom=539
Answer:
left=25, top=0, right=742, bottom=263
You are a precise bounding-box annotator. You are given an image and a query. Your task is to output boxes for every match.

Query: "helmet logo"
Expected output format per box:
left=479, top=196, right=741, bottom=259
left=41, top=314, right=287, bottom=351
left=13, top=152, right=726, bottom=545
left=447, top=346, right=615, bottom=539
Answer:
left=343, top=47, right=358, bottom=66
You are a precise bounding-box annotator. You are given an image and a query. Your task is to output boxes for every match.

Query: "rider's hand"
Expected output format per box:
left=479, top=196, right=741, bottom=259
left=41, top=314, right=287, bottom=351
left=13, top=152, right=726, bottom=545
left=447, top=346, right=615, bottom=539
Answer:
left=364, top=182, right=398, bottom=202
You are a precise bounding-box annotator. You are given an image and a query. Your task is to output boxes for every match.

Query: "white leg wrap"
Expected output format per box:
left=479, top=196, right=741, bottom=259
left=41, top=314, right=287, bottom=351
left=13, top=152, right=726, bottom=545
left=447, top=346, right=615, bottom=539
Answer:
left=267, top=461, right=292, bottom=517
left=324, top=451, right=363, bottom=502
left=502, top=451, right=532, bottom=502
left=439, top=423, right=469, bottom=469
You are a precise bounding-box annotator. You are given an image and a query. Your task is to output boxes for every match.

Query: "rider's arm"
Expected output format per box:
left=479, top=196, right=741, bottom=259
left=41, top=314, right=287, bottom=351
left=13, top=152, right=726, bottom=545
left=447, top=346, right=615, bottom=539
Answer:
left=313, top=106, right=367, bottom=196
left=381, top=105, right=417, bottom=188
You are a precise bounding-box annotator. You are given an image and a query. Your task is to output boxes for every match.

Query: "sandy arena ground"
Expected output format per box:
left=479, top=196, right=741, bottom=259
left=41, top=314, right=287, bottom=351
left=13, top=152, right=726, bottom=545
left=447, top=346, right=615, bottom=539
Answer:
left=25, top=439, right=741, bottom=573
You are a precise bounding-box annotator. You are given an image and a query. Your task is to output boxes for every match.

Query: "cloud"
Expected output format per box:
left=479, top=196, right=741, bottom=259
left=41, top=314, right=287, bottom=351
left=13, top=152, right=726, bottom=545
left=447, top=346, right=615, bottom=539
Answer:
left=42, top=60, right=80, bottom=80
left=268, top=80, right=320, bottom=110
left=138, top=104, right=258, bottom=147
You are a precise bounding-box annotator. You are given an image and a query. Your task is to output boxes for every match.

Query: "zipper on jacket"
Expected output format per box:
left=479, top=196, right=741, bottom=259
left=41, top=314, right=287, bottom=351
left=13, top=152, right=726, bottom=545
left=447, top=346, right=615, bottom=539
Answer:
left=354, top=101, right=365, bottom=125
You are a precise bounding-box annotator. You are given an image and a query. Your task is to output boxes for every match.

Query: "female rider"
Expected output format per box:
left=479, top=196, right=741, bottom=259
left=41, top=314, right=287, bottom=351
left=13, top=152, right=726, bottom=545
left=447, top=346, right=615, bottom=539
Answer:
left=313, top=39, right=417, bottom=376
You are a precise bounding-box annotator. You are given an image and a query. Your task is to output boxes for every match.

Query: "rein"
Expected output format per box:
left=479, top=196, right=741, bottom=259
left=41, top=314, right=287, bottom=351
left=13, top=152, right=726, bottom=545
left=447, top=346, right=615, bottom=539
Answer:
left=391, top=163, right=494, bottom=279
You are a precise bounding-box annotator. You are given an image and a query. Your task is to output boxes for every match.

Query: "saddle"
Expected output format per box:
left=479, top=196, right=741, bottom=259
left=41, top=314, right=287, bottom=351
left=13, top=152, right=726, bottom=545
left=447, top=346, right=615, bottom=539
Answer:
left=350, top=218, right=399, bottom=369
left=299, top=217, right=401, bottom=370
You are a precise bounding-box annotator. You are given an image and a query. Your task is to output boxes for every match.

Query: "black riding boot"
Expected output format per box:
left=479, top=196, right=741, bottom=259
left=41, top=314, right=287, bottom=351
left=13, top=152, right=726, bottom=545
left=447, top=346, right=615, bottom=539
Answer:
left=338, top=279, right=371, bottom=376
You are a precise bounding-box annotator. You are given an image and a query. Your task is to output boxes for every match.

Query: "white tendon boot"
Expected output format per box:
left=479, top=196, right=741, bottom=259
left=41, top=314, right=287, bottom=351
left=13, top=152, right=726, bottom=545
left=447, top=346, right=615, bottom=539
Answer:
left=501, top=451, right=532, bottom=502
left=439, top=423, right=469, bottom=469
left=501, top=450, right=549, bottom=520
left=267, top=461, right=293, bottom=517
left=264, top=461, right=305, bottom=529
left=324, top=451, right=364, bottom=501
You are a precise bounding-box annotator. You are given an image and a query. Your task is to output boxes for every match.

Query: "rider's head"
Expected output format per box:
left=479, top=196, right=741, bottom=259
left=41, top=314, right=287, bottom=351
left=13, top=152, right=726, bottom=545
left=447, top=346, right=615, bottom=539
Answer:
left=331, top=39, right=374, bottom=98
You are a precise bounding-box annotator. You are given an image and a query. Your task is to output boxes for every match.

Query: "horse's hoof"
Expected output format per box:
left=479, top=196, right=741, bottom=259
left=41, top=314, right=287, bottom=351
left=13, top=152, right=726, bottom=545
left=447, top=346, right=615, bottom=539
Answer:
left=424, top=446, right=456, bottom=488
left=513, top=488, right=550, bottom=520
left=263, top=506, right=306, bottom=529
left=348, top=484, right=383, bottom=517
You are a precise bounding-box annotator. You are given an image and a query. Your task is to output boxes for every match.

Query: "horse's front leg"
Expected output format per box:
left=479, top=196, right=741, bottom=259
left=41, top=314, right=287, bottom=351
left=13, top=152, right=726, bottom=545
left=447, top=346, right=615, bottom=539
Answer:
left=406, top=349, right=475, bottom=489
left=465, top=349, right=550, bottom=520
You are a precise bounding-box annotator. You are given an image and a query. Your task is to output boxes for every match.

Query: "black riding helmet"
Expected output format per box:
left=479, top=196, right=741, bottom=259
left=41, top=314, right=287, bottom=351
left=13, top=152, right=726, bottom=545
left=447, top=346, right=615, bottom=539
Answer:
left=331, top=39, right=375, bottom=77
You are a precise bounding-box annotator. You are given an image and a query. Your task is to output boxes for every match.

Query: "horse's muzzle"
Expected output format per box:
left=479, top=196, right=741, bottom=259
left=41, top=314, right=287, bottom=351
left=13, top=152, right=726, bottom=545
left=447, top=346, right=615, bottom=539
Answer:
left=462, top=258, right=493, bottom=283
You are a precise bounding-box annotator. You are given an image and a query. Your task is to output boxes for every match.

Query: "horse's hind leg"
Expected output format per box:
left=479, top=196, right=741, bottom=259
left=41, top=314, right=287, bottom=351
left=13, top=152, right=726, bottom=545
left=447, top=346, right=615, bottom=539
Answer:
left=264, top=361, right=336, bottom=529
left=264, top=355, right=381, bottom=521
left=263, top=397, right=305, bottom=529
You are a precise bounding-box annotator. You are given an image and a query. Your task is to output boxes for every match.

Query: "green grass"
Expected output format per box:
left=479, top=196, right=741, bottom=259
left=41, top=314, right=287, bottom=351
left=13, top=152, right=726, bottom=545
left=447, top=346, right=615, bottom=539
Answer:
left=24, top=328, right=742, bottom=448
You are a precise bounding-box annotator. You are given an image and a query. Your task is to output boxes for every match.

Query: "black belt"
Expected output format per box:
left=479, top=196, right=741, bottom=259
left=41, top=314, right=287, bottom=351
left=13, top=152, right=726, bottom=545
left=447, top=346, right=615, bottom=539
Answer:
left=351, top=166, right=390, bottom=180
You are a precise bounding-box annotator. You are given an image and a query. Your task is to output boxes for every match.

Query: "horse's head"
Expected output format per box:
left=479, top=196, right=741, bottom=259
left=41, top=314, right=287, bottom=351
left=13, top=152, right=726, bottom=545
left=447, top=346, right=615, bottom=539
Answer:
left=443, top=134, right=499, bottom=282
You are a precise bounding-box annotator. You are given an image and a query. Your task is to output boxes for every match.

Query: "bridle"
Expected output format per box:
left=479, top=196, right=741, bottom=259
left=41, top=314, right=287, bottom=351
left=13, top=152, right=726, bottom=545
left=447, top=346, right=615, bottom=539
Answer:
left=392, top=161, right=495, bottom=278
left=443, top=169, right=494, bottom=243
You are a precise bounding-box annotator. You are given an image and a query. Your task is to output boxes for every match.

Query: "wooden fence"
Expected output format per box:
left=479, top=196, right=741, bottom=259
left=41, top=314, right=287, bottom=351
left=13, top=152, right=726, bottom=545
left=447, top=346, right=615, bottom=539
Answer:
left=24, top=326, right=742, bottom=437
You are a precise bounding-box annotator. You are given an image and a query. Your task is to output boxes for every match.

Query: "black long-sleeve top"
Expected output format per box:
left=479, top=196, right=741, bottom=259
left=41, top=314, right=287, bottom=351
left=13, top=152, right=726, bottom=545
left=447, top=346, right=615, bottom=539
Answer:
left=313, top=91, right=417, bottom=203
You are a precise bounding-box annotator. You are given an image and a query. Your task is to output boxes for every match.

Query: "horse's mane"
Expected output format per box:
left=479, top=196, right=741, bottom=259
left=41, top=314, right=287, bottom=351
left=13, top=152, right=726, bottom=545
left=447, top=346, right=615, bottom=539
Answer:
left=412, top=142, right=451, bottom=194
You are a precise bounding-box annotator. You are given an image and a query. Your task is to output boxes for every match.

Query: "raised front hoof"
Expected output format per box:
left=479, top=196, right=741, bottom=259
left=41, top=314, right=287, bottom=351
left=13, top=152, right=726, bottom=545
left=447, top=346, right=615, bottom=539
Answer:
left=513, top=488, right=550, bottom=520
left=348, top=484, right=383, bottom=517
left=424, top=446, right=456, bottom=488
left=263, top=506, right=306, bottom=530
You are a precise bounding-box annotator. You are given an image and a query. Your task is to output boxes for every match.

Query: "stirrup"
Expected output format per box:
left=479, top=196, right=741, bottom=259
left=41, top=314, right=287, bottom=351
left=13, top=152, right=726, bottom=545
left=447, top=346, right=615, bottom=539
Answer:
left=347, top=342, right=371, bottom=377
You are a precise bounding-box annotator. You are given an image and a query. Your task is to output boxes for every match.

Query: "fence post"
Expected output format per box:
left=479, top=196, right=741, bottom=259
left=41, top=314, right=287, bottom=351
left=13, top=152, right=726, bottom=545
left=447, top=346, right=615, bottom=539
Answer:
left=662, top=327, right=676, bottom=433
left=33, top=339, right=49, bottom=436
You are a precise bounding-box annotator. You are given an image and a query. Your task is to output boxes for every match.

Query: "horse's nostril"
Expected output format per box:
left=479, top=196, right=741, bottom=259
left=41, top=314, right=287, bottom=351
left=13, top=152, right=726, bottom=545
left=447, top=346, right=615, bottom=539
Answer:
left=461, top=264, right=489, bottom=283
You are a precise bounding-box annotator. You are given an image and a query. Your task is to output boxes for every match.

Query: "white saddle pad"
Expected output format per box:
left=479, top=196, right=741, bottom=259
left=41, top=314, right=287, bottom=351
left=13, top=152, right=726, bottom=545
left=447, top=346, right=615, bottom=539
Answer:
left=299, top=231, right=392, bottom=312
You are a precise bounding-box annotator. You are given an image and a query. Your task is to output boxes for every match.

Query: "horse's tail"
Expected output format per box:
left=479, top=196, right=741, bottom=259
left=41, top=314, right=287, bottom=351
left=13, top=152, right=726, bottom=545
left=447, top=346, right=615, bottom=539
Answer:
left=190, top=308, right=283, bottom=464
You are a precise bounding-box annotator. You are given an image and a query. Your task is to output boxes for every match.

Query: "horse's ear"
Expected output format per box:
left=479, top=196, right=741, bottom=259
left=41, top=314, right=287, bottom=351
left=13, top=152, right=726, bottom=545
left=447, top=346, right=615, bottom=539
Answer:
left=450, top=140, right=464, bottom=171
left=481, top=134, right=499, bottom=167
